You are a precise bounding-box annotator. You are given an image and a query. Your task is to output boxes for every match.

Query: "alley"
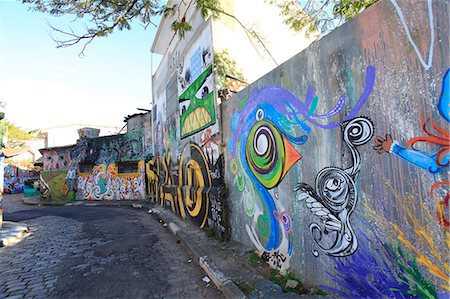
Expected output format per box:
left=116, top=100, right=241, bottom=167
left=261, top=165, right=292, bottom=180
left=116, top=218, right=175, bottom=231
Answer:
left=0, top=195, right=224, bottom=298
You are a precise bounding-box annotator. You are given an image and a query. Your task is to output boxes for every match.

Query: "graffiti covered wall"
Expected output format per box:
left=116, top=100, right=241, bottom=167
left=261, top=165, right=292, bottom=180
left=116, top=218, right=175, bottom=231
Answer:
left=77, top=131, right=146, bottom=200
left=4, top=164, right=38, bottom=194
left=40, top=145, right=78, bottom=201
left=152, top=13, right=228, bottom=238
left=221, top=0, right=449, bottom=296
left=78, top=161, right=145, bottom=200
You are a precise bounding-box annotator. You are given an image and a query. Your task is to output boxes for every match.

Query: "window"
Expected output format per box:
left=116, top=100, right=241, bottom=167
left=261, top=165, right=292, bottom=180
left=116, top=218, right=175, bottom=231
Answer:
left=79, top=163, right=94, bottom=173
left=166, top=74, right=178, bottom=117
left=189, top=47, right=202, bottom=82
left=118, top=161, right=139, bottom=174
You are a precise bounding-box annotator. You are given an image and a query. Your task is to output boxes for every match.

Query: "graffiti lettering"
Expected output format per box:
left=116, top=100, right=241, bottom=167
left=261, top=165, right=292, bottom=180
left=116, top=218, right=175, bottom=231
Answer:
left=146, top=143, right=227, bottom=238
left=77, top=162, right=145, bottom=200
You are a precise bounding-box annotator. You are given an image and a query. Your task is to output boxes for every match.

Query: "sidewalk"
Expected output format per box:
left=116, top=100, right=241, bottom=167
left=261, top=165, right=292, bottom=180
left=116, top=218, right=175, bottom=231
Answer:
left=1, top=194, right=30, bottom=247
left=0, top=221, right=29, bottom=247
left=9, top=194, right=324, bottom=298
left=149, top=205, right=313, bottom=299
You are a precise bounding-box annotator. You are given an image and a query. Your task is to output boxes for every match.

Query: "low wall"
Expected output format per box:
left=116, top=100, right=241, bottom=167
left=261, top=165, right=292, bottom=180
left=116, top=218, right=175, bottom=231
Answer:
left=40, top=170, right=76, bottom=202
left=221, top=0, right=448, bottom=296
left=4, top=164, right=37, bottom=194
left=77, top=161, right=146, bottom=200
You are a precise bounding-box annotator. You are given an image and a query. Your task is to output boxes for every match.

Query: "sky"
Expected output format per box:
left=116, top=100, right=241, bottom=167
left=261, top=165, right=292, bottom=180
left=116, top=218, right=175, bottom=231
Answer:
left=0, top=0, right=162, bottom=131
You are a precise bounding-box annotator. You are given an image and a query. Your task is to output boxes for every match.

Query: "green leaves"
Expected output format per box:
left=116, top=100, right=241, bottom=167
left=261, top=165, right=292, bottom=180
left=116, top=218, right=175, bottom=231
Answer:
left=22, top=0, right=160, bottom=54
left=270, top=0, right=379, bottom=37
left=333, top=0, right=378, bottom=20
left=2, top=120, right=36, bottom=148
left=171, top=20, right=192, bottom=39
left=213, top=49, right=246, bottom=89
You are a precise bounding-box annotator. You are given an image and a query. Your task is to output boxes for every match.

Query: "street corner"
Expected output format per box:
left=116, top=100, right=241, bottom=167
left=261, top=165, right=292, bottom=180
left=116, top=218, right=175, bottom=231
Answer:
left=0, top=221, right=29, bottom=247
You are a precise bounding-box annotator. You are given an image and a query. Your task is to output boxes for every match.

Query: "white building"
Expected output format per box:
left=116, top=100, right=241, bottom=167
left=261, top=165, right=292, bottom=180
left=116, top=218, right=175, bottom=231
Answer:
left=40, top=124, right=121, bottom=148
left=150, top=0, right=315, bottom=156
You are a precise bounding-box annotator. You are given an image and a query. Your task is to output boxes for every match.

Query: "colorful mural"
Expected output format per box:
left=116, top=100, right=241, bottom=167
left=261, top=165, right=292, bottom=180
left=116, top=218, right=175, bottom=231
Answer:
left=4, top=164, right=38, bottom=194
left=40, top=170, right=77, bottom=201
left=42, top=147, right=75, bottom=171
left=296, top=117, right=374, bottom=258
left=374, top=69, right=449, bottom=229
left=78, top=161, right=145, bottom=200
left=147, top=142, right=227, bottom=239
left=218, top=0, right=448, bottom=296
left=227, top=67, right=374, bottom=272
left=179, top=65, right=216, bottom=139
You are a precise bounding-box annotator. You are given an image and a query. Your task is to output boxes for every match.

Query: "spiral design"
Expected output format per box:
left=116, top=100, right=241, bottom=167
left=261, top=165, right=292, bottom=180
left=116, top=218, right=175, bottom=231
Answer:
left=315, top=167, right=355, bottom=214
left=246, top=120, right=285, bottom=189
left=344, top=117, right=374, bottom=146
left=279, top=212, right=293, bottom=234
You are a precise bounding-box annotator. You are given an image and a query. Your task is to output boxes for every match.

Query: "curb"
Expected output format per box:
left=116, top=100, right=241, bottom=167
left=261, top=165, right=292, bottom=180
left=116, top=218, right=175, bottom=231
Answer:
left=151, top=207, right=247, bottom=299
left=0, top=221, right=29, bottom=247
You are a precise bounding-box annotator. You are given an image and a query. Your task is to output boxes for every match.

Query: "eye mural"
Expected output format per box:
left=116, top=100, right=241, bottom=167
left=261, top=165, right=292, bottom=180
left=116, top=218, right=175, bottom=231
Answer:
left=228, top=65, right=375, bottom=271
left=179, top=65, right=216, bottom=139
left=295, top=117, right=374, bottom=257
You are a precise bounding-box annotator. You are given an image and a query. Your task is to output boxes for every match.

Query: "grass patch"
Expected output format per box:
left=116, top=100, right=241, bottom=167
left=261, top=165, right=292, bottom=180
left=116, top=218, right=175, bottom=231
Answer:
left=201, top=227, right=216, bottom=238
left=246, top=252, right=326, bottom=296
left=249, top=251, right=263, bottom=267
left=237, top=281, right=255, bottom=296
left=312, top=289, right=328, bottom=295
left=264, top=269, right=310, bottom=295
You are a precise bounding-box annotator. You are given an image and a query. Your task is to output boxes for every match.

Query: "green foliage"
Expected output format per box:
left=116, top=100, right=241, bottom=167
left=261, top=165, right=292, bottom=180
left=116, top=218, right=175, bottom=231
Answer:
left=22, top=0, right=161, bottom=54
left=264, top=269, right=308, bottom=294
left=195, top=0, right=222, bottom=19
left=334, top=0, right=378, bottom=21
left=3, top=120, right=36, bottom=147
left=22, top=0, right=378, bottom=53
left=171, top=20, right=192, bottom=39
left=270, top=0, right=378, bottom=37
left=387, top=241, right=438, bottom=299
left=213, top=49, right=246, bottom=89
left=237, top=281, right=256, bottom=296
left=249, top=251, right=263, bottom=266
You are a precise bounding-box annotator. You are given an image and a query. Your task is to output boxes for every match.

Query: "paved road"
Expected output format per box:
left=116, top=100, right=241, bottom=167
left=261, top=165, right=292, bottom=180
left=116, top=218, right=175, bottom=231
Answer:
left=0, top=195, right=224, bottom=298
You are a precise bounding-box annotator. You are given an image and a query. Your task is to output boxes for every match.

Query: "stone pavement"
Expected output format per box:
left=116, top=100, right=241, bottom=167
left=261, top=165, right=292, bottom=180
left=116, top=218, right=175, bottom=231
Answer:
left=1, top=194, right=224, bottom=299
left=3, top=194, right=324, bottom=298
left=0, top=215, right=83, bottom=298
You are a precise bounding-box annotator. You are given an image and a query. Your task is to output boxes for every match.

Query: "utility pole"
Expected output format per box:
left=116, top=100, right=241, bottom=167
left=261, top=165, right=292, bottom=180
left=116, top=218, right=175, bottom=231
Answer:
left=0, top=100, right=7, bottom=228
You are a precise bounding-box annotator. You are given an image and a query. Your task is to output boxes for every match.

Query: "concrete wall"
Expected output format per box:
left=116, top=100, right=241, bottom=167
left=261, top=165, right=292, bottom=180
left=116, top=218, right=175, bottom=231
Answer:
left=76, top=131, right=146, bottom=200
left=78, top=161, right=146, bottom=200
left=126, top=113, right=152, bottom=158
left=151, top=5, right=229, bottom=239
left=3, top=164, right=37, bottom=194
left=40, top=146, right=77, bottom=201
left=221, top=0, right=449, bottom=295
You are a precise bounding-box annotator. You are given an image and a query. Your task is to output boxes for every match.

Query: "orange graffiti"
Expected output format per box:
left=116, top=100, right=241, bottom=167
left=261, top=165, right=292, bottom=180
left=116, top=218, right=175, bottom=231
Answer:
left=430, top=182, right=450, bottom=229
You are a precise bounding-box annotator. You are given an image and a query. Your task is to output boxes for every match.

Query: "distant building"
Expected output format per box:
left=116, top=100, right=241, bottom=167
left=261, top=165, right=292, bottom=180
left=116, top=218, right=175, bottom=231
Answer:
left=39, top=113, right=151, bottom=201
left=39, top=124, right=122, bottom=148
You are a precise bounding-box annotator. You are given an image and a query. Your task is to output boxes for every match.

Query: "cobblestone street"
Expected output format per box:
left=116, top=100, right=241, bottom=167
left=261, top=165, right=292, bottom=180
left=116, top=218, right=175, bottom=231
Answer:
left=0, top=195, right=224, bottom=298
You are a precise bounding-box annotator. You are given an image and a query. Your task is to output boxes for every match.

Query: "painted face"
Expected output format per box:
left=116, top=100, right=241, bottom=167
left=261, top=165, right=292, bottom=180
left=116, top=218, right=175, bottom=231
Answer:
left=179, top=65, right=216, bottom=139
